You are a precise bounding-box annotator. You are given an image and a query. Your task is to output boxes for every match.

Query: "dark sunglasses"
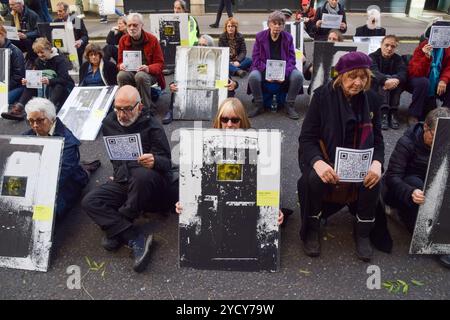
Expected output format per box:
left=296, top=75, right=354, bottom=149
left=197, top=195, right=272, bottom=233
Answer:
left=220, top=117, right=241, bottom=124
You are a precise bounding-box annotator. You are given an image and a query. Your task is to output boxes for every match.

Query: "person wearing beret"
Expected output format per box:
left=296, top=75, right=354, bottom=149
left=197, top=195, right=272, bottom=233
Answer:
left=298, top=51, right=384, bottom=262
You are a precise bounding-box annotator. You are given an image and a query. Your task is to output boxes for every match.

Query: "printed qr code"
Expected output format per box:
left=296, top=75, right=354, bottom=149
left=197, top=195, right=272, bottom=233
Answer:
left=106, top=135, right=141, bottom=160
left=336, top=150, right=371, bottom=181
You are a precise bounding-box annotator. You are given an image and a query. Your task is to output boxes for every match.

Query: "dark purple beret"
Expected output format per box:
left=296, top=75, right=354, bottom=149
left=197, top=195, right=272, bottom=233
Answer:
left=335, top=51, right=372, bottom=75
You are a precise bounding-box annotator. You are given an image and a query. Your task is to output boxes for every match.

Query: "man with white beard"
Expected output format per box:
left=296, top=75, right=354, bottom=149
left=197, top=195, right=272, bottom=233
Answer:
left=82, top=85, right=172, bottom=273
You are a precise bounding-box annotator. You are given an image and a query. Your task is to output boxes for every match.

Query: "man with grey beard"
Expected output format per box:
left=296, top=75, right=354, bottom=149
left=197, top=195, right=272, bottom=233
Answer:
left=82, top=85, right=172, bottom=273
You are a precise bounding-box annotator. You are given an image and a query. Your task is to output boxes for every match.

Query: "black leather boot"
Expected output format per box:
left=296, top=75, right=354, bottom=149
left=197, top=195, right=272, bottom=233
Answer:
left=380, top=107, right=389, bottom=130
left=303, top=216, right=321, bottom=257
left=389, top=109, right=400, bottom=130
left=354, top=219, right=374, bottom=262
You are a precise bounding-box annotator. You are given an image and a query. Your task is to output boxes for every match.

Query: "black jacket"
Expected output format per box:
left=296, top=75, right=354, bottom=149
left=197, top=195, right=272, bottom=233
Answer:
left=79, top=59, right=118, bottom=86
left=54, top=16, right=89, bottom=47
left=385, top=123, right=430, bottom=204
left=34, top=52, right=75, bottom=89
left=102, top=109, right=172, bottom=183
left=106, top=29, right=125, bottom=46
left=7, top=6, right=40, bottom=40
left=314, top=2, right=347, bottom=40
left=355, top=25, right=386, bottom=37
left=2, top=39, right=25, bottom=90
left=299, top=82, right=384, bottom=172
left=369, top=48, right=407, bottom=88
left=218, top=32, right=247, bottom=62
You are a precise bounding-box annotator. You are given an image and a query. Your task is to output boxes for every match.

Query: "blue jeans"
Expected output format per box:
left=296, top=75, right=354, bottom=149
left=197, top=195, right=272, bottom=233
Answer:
left=229, top=57, right=252, bottom=75
left=8, top=87, right=24, bottom=105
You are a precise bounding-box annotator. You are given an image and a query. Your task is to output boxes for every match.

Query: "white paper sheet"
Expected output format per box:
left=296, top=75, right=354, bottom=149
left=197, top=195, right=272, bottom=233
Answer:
left=334, top=147, right=374, bottom=182
left=123, top=50, right=142, bottom=71
left=321, top=14, right=343, bottom=29
left=265, top=60, right=286, bottom=81
left=429, top=26, right=450, bottom=48
left=25, top=70, right=43, bottom=89
left=103, top=133, right=143, bottom=161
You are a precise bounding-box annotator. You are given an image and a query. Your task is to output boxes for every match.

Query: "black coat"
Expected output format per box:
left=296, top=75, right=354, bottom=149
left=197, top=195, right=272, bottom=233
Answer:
left=218, top=32, right=247, bottom=62
left=7, top=6, right=40, bottom=40
left=79, top=59, right=118, bottom=86
left=106, top=29, right=125, bottom=46
left=102, top=109, right=172, bottom=183
left=385, top=123, right=430, bottom=204
left=313, top=2, right=347, bottom=40
left=369, top=48, right=407, bottom=88
left=355, top=25, right=386, bottom=37
left=34, top=53, right=75, bottom=89
left=2, top=39, right=25, bottom=90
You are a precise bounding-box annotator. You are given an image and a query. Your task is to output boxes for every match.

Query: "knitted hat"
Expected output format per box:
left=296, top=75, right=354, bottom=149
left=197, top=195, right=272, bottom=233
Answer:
left=334, top=52, right=372, bottom=75
left=281, top=8, right=293, bottom=18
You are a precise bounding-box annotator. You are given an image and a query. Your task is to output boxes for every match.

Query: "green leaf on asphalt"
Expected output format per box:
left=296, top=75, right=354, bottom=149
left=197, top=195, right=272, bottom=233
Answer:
left=85, top=256, right=92, bottom=268
left=93, top=261, right=99, bottom=269
left=299, top=269, right=311, bottom=275
left=101, top=268, right=106, bottom=279
left=98, top=262, right=105, bottom=270
left=382, top=282, right=391, bottom=288
left=403, top=284, right=409, bottom=294
left=397, top=280, right=407, bottom=286
left=411, top=280, right=424, bottom=286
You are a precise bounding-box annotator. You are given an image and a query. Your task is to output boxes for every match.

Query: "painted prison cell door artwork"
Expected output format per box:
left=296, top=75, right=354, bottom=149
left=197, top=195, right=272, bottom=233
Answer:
left=173, top=46, right=229, bottom=121
left=179, top=129, right=281, bottom=271
left=149, top=13, right=189, bottom=69
left=410, top=118, right=450, bottom=255
left=0, top=136, right=63, bottom=271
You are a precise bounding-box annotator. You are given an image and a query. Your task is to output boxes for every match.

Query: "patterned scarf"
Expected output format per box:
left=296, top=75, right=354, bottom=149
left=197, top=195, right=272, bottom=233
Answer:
left=428, top=48, right=444, bottom=97
left=325, top=2, right=339, bottom=15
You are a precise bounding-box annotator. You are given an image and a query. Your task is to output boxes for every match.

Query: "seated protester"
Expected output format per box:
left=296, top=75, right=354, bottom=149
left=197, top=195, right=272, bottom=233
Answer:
left=5, top=0, right=41, bottom=63
left=218, top=17, right=252, bottom=78
left=247, top=11, right=303, bottom=120
left=280, top=8, right=293, bottom=22
left=383, top=107, right=450, bottom=268
left=0, top=24, right=25, bottom=105
left=173, top=0, right=200, bottom=46
left=298, top=52, right=384, bottom=262
left=103, top=16, right=127, bottom=63
left=162, top=34, right=238, bottom=124
left=407, top=21, right=450, bottom=125
left=313, top=0, right=347, bottom=41
left=1, top=37, right=75, bottom=120
left=54, top=1, right=89, bottom=67
left=79, top=43, right=117, bottom=86
left=23, top=97, right=92, bottom=218
left=355, top=5, right=386, bottom=37
left=295, top=0, right=316, bottom=37
left=117, top=12, right=165, bottom=114
left=369, top=35, right=407, bottom=130
left=26, top=0, right=52, bottom=22
left=175, top=97, right=285, bottom=225
left=82, top=85, right=173, bottom=273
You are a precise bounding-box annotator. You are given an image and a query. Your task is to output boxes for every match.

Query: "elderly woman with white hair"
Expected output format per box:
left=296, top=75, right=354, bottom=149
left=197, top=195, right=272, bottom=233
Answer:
left=355, top=5, right=386, bottom=37
left=22, top=97, right=96, bottom=218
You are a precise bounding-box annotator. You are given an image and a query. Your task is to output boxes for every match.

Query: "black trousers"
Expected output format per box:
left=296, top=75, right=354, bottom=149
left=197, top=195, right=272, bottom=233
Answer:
left=18, top=84, right=69, bottom=111
left=214, top=0, right=233, bottom=26
left=307, top=169, right=380, bottom=220
left=384, top=175, right=423, bottom=234
left=82, top=166, right=168, bottom=238
left=378, top=86, right=402, bottom=111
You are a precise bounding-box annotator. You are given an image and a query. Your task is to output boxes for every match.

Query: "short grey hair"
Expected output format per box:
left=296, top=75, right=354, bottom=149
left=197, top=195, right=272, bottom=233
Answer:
left=174, top=0, right=187, bottom=12
left=268, top=11, right=286, bottom=25
left=25, top=98, right=57, bottom=121
left=127, top=12, right=144, bottom=25
left=199, top=34, right=215, bottom=47
left=118, top=15, right=127, bottom=24
left=12, top=0, right=24, bottom=5
left=425, top=107, right=450, bottom=130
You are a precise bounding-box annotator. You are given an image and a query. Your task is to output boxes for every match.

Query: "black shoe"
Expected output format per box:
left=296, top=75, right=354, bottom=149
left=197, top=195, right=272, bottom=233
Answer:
left=1, top=104, right=26, bottom=121
left=247, top=102, right=264, bottom=118
left=439, top=255, right=450, bottom=269
left=81, top=160, right=101, bottom=173
left=236, top=69, right=247, bottom=78
left=286, top=102, right=300, bottom=120
left=101, top=236, right=122, bottom=251
left=303, top=217, right=321, bottom=257
left=381, top=111, right=389, bottom=130
left=129, top=233, right=153, bottom=273
left=162, top=110, right=173, bottom=125
left=389, top=111, right=400, bottom=130
left=162, top=69, right=174, bottom=75
left=354, top=222, right=373, bottom=262
left=209, top=23, right=219, bottom=28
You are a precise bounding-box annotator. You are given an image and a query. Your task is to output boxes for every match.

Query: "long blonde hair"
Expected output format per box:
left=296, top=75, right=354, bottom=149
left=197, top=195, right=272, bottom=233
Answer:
left=213, top=98, right=251, bottom=129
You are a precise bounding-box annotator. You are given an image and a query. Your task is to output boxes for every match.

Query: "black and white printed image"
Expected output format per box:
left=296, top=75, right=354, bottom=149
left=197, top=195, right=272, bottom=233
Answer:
left=0, top=136, right=63, bottom=271
left=334, top=147, right=374, bottom=182
left=149, top=14, right=189, bottom=69
left=410, top=118, right=450, bottom=255
left=57, top=86, right=118, bottom=140
left=179, top=129, right=281, bottom=272
left=103, top=133, right=143, bottom=161
left=0, top=48, right=10, bottom=114
left=429, top=26, right=450, bottom=48
left=173, top=46, right=229, bottom=120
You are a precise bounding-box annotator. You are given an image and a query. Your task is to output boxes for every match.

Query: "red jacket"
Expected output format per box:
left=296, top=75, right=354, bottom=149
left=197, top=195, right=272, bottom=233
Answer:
left=295, top=6, right=316, bottom=21
left=408, top=40, right=450, bottom=84
left=118, top=30, right=165, bottom=89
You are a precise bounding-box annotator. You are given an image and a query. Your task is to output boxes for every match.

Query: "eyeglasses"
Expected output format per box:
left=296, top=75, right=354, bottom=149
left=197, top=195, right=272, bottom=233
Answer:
left=114, top=101, right=140, bottom=114
left=220, top=117, right=241, bottom=124
left=27, top=118, right=47, bottom=126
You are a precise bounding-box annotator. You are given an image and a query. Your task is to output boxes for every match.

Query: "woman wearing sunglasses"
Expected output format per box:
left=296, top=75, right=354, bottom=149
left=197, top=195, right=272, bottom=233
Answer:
left=176, top=97, right=284, bottom=225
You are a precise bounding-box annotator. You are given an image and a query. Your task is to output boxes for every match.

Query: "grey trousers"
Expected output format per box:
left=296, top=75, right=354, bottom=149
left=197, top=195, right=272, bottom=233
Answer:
left=117, top=71, right=157, bottom=111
